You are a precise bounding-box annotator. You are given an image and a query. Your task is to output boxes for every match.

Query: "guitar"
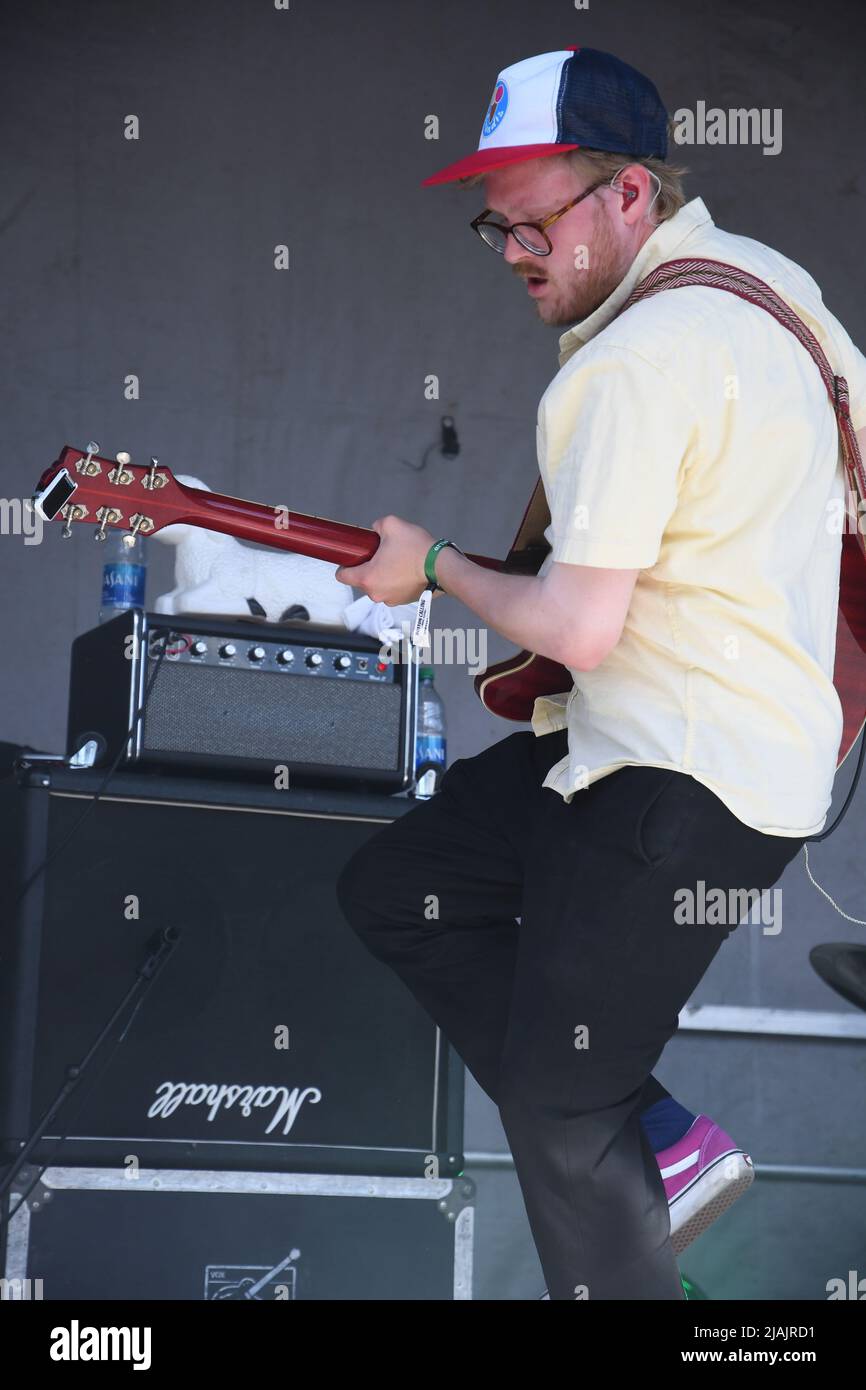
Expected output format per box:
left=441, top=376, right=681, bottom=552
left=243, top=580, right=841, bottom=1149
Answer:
left=32, top=444, right=866, bottom=767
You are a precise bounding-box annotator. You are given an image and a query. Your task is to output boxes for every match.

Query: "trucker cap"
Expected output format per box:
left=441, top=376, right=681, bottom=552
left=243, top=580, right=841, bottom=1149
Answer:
left=421, top=47, right=668, bottom=186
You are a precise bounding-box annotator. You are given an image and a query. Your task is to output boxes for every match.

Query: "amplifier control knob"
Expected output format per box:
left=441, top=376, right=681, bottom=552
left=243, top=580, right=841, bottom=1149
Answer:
left=248, top=646, right=266, bottom=662
left=276, top=649, right=294, bottom=665
left=305, top=652, right=323, bottom=668
left=219, top=643, right=237, bottom=659
left=334, top=654, right=351, bottom=670
left=191, top=640, right=208, bottom=657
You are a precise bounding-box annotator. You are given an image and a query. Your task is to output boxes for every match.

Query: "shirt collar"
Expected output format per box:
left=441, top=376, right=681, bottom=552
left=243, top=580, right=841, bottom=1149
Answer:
left=556, top=196, right=715, bottom=366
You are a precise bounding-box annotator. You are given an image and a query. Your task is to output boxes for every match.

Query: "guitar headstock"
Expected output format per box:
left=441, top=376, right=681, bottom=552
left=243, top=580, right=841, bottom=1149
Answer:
left=33, top=444, right=197, bottom=541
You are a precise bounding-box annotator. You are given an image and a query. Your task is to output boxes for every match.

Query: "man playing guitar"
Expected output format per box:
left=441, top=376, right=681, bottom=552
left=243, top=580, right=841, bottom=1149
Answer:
left=332, top=48, right=866, bottom=1299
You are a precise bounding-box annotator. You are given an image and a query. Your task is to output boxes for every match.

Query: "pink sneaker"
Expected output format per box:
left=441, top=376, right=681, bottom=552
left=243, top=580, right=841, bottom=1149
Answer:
left=661, top=1114, right=755, bottom=1256
left=539, top=1114, right=754, bottom=1295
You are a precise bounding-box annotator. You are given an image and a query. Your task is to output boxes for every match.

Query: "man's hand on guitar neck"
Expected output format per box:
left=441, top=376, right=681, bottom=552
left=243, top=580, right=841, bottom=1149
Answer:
left=335, top=512, right=639, bottom=674
left=335, top=514, right=437, bottom=605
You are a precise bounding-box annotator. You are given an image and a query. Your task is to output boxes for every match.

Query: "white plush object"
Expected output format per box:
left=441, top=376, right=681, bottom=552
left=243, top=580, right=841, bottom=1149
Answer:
left=153, top=474, right=418, bottom=640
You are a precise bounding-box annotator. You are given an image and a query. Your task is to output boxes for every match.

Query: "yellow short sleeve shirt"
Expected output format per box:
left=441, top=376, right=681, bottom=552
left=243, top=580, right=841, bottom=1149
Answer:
left=531, top=197, right=866, bottom=836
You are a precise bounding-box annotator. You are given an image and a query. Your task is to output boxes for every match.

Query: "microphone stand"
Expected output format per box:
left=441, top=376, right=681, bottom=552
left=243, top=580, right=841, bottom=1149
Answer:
left=0, top=926, right=181, bottom=1224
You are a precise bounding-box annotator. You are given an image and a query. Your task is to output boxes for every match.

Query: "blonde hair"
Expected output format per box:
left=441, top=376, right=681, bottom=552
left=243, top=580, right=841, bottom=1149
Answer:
left=458, top=120, right=689, bottom=225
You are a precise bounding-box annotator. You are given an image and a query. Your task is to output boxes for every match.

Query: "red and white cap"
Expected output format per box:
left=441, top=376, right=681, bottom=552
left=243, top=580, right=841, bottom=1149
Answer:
left=421, top=47, right=669, bottom=187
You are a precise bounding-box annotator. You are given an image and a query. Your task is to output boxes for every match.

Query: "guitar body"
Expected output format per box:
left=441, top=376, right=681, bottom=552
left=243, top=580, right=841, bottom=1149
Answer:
left=835, top=531, right=866, bottom=768
left=474, top=650, right=571, bottom=723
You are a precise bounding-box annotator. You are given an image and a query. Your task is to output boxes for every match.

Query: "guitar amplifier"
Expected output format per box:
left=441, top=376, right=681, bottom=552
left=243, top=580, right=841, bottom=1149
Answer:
left=66, top=609, right=418, bottom=791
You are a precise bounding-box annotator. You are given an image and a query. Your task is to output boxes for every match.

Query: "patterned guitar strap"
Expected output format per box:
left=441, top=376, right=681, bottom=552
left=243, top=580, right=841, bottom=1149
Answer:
left=508, top=255, right=866, bottom=569
left=619, top=256, right=866, bottom=562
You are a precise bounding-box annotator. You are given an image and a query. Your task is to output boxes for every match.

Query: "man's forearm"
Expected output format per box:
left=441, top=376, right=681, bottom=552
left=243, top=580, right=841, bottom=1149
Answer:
left=431, top=545, right=569, bottom=666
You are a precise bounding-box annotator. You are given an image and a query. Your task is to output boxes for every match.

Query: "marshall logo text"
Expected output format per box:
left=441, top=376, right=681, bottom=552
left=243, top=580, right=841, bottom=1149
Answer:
left=148, top=1081, right=322, bottom=1136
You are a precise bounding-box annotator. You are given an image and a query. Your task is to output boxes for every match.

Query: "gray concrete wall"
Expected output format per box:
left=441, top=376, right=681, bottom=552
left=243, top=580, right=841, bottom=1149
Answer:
left=2, top=0, right=865, bottom=1298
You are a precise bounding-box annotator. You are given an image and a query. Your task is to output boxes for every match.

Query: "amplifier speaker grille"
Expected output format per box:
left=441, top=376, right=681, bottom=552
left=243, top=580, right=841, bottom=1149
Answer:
left=145, top=661, right=403, bottom=769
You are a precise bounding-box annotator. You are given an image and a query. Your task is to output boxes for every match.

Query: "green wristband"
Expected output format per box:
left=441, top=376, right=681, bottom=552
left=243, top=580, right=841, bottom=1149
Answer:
left=424, top=538, right=464, bottom=593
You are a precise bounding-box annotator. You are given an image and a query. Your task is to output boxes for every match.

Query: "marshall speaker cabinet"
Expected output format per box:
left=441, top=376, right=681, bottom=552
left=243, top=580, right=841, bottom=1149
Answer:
left=0, top=760, right=464, bottom=1178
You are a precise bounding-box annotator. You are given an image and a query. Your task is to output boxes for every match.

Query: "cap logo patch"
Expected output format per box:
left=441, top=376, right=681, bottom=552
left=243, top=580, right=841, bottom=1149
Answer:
left=482, top=79, right=508, bottom=137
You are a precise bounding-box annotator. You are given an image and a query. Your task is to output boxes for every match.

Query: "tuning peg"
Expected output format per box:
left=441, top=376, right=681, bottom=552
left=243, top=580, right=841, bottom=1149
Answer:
left=141, top=456, right=168, bottom=491
left=61, top=503, right=87, bottom=538
left=123, top=515, right=145, bottom=546
left=108, top=454, right=134, bottom=487
left=94, top=506, right=121, bottom=541
left=75, top=441, right=102, bottom=477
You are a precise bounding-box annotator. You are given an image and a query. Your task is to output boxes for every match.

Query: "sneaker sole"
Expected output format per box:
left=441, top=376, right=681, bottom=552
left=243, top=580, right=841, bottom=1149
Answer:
left=669, top=1149, right=754, bottom=1256
left=538, top=1149, right=755, bottom=1294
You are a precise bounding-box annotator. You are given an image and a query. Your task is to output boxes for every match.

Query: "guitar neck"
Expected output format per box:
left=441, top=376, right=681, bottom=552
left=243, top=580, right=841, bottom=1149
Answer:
left=185, top=482, right=504, bottom=573
left=35, top=449, right=532, bottom=577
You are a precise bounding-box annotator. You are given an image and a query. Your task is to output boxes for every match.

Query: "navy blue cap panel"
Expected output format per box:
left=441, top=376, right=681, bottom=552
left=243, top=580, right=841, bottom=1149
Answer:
left=559, top=48, right=668, bottom=160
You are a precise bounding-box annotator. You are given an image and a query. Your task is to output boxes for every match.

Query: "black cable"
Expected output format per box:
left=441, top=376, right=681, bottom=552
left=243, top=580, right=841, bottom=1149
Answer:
left=400, top=439, right=441, bottom=472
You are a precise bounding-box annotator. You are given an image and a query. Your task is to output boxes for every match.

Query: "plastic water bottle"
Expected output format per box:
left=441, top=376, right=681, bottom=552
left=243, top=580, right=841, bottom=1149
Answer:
left=98, top=530, right=147, bottom=623
left=414, top=664, right=446, bottom=797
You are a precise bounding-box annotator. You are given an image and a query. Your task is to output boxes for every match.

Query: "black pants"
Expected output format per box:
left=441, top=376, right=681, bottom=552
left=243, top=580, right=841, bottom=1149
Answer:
left=336, top=728, right=805, bottom=1299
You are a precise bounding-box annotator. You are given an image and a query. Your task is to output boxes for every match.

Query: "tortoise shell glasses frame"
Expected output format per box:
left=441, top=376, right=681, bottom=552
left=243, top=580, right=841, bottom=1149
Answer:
left=470, top=177, right=610, bottom=256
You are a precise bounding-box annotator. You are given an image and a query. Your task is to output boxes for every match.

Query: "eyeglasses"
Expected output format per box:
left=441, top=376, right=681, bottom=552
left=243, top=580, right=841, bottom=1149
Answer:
left=470, top=178, right=609, bottom=256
